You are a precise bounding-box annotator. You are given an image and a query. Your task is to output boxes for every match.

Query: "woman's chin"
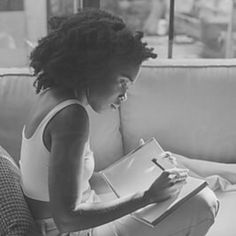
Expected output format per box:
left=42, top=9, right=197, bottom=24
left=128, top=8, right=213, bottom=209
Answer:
left=89, top=102, right=119, bottom=114
left=90, top=104, right=109, bottom=114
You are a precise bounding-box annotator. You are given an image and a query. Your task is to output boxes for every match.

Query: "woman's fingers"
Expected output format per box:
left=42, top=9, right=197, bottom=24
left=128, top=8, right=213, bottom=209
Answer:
left=166, top=168, right=189, bottom=176
left=163, top=168, right=189, bottom=184
left=148, top=169, right=188, bottom=203
left=139, top=138, right=145, bottom=146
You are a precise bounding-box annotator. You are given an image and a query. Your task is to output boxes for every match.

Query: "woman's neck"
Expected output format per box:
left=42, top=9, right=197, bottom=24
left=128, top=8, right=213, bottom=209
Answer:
left=74, top=89, right=89, bottom=107
left=41, top=86, right=88, bottom=107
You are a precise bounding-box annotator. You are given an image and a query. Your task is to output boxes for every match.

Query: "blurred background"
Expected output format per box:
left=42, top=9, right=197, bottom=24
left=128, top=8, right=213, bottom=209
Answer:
left=0, top=0, right=236, bottom=67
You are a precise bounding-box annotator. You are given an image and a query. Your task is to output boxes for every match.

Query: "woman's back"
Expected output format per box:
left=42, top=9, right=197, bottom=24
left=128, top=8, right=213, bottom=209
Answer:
left=20, top=89, right=95, bottom=219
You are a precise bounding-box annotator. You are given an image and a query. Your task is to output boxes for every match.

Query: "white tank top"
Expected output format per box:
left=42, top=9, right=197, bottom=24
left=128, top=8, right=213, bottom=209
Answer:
left=19, top=99, right=95, bottom=202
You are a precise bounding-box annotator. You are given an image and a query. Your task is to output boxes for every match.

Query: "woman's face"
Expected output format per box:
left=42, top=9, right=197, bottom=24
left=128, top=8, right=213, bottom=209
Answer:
left=88, top=63, right=141, bottom=113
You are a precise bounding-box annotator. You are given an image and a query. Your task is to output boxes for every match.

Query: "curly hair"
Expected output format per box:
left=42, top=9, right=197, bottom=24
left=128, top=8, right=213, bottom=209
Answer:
left=30, top=8, right=157, bottom=93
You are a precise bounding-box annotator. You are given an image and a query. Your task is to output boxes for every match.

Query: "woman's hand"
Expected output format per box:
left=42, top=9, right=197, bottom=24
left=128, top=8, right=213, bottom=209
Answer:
left=145, top=168, right=189, bottom=204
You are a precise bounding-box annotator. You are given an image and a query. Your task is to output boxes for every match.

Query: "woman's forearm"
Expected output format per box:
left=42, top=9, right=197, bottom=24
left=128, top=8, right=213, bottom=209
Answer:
left=55, top=190, right=150, bottom=233
left=175, top=153, right=236, bottom=183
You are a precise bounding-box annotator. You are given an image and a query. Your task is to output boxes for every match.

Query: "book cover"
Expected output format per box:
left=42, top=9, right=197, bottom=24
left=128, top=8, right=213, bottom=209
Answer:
left=100, top=137, right=207, bottom=227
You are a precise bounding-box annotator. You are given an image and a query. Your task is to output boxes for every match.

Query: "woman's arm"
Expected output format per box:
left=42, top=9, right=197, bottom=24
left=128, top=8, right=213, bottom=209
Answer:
left=89, top=171, right=112, bottom=195
left=47, top=104, right=184, bottom=233
left=174, top=153, right=236, bottom=183
left=47, top=104, right=150, bottom=232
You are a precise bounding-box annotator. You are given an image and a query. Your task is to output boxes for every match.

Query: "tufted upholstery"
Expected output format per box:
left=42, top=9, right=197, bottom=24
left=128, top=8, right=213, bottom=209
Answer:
left=0, top=146, right=40, bottom=235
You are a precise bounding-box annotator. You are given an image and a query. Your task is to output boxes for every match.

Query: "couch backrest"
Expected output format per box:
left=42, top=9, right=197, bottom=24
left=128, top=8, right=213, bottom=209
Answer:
left=120, top=59, right=236, bottom=163
left=2, top=60, right=236, bottom=168
left=0, top=72, right=36, bottom=165
left=0, top=70, right=123, bottom=171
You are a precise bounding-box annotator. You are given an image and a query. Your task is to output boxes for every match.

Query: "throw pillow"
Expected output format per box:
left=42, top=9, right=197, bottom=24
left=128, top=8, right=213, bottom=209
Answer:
left=0, top=145, right=40, bottom=236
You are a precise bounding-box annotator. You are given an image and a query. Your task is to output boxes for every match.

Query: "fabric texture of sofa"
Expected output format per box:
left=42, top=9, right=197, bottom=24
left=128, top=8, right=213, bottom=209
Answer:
left=0, top=59, right=236, bottom=236
left=0, top=145, right=40, bottom=236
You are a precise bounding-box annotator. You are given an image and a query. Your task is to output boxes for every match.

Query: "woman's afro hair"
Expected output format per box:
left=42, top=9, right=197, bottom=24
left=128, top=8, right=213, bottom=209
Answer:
left=30, top=8, right=157, bottom=93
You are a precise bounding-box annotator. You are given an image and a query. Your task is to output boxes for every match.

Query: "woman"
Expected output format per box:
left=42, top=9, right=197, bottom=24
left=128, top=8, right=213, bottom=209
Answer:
left=20, top=9, right=218, bottom=236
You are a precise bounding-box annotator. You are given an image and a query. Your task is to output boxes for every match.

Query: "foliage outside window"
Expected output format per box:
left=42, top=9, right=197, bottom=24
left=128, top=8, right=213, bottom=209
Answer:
left=0, top=0, right=24, bottom=11
left=101, top=0, right=236, bottom=59
left=0, top=0, right=236, bottom=67
left=0, top=0, right=27, bottom=67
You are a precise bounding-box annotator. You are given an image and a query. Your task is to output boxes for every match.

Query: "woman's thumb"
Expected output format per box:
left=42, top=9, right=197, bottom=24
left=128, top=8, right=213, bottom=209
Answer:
left=139, top=138, right=145, bottom=146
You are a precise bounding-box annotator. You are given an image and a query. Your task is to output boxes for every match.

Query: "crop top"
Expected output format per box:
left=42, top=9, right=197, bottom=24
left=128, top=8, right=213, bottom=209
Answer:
left=19, top=99, right=95, bottom=202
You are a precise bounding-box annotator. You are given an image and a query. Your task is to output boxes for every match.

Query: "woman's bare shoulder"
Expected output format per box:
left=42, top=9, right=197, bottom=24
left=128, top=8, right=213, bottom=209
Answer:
left=48, top=103, right=89, bottom=140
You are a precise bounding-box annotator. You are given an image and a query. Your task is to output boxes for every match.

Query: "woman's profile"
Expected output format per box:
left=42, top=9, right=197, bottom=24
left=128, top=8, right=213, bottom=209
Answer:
left=20, top=8, right=218, bottom=236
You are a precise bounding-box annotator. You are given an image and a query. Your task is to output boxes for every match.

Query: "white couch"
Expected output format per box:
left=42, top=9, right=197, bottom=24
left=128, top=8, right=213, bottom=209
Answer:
left=0, top=59, right=236, bottom=235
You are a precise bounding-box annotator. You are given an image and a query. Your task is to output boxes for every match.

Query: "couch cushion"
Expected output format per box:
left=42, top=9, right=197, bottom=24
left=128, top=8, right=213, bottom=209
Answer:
left=0, top=145, right=39, bottom=235
left=120, top=59, right=236, bottom=163
left=86, top=106, right=123, bottom=171
left=0, top=74, right=36, bottom=163
left=206, top=191, right=236, bottom=236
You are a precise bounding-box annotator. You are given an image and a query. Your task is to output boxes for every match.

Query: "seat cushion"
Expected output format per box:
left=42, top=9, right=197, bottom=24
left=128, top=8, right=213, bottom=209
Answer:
left=86, top=106, right=123, bottom=171
left=206, top=191, right=236, bottom=236
left=0, top=145, right=39, bottom=236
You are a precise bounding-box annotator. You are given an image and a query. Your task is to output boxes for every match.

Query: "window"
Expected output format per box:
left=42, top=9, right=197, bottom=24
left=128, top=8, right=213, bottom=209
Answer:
left=47, top=0, right=100, bottom=31
left=0, top=0, right=27, bottom=67
left=48, top=0, right=75, bottom=17
left=101, top=0, right=236, bottom=59
left=47, top=0, right=100, bottom=19
left=0, top=0, right=47, bottom=67
left=0, top=0, right=24, bottom=11
left=0, top=0, right=235, bottom=67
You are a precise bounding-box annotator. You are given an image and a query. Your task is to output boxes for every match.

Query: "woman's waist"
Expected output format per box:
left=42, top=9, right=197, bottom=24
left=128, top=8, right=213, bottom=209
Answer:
left=22, top=176, right=92, bottom=200
left=25, top=187, right=97, bottom=220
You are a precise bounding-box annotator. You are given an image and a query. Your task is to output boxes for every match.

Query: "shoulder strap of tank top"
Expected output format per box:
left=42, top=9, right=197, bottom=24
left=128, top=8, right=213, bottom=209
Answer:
left=30, top=99, right=83, bottom=138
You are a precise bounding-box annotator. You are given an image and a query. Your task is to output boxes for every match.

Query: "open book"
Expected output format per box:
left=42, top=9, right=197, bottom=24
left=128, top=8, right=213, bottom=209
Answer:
left=100, top=138, right=207, bottom=227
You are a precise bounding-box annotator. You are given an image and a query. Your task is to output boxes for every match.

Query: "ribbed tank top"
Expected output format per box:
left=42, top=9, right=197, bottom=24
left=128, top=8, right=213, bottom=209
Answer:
left=19, top=99, right=95, bottom=202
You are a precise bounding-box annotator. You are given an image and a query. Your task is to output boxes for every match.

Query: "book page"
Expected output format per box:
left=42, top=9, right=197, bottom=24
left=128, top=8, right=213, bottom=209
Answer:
left=102, top=138, right=174, bottom=197
left=101, top=138, right=207, bottom=226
